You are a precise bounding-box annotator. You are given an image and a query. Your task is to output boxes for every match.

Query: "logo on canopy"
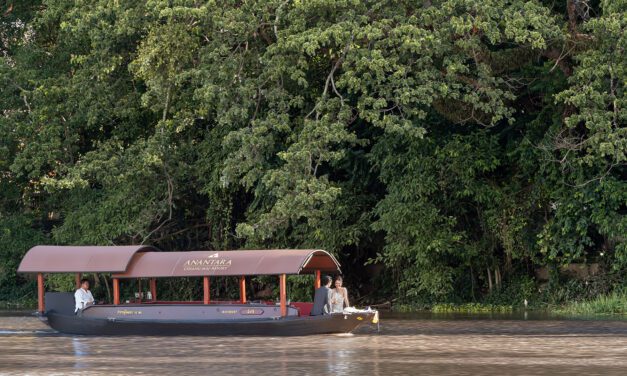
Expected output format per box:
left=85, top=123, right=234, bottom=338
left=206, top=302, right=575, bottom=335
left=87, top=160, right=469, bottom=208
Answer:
left=182, top=253, right=232, bottom=272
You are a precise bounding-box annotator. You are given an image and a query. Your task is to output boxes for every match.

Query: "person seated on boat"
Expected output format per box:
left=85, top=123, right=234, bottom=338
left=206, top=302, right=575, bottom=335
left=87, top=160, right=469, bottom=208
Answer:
left=74, top=278, right=94, bottom=314
left=330, top=276, right=350, bottom=313
left=310, top=275, right=333, bottom=316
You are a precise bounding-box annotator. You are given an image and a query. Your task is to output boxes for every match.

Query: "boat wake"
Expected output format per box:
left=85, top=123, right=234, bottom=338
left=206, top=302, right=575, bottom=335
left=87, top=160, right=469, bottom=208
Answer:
left=0, top=329, right=56, bottom=335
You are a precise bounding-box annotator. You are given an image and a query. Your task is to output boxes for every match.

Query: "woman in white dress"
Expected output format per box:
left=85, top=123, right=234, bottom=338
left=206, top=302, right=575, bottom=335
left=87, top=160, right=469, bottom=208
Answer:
left=329, top=276, right=350, bottom=313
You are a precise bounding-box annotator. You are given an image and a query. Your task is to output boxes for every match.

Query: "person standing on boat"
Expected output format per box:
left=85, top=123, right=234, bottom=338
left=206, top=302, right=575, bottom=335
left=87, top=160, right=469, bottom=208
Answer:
left=74, top=278, right=94, bottom=313
left=330, top=276, right=349, bottom=313
left=310, top=275, right=333, bottom=316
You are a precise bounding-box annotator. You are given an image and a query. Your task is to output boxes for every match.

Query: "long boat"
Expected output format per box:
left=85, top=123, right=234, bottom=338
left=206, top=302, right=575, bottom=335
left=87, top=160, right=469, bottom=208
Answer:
left=18, top=246, right=378, bottom=336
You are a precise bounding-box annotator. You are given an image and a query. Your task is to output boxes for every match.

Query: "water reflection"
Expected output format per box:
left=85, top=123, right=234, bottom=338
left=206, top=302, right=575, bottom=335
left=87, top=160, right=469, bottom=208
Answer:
left=325, top=336, right=355, bottom=376
left=1, top=312, right=627, bottom=375
left=72, top=338, right=89, bottom=369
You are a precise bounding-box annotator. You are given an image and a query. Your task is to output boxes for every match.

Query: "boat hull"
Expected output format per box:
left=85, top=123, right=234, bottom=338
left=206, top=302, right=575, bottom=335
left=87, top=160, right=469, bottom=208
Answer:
left=44, top=310, right=375, bottom=336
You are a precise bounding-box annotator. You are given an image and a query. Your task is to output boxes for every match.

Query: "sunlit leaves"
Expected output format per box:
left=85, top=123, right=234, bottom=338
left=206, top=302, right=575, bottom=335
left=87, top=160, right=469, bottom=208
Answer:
left=0, top=0, right=625, bottom=304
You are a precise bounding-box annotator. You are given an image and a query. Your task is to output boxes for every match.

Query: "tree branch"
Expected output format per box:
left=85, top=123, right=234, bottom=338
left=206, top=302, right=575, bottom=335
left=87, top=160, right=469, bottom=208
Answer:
left=306, top=37, right=353, bottom=120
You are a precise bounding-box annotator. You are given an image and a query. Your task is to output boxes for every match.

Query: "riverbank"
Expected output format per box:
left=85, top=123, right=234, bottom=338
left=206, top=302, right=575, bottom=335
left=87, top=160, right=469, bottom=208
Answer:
left=552, top=292, right=627, bottom=316
left=392, top=292, right=627, bottom=317
left=0, top=301, right=36, bottom=310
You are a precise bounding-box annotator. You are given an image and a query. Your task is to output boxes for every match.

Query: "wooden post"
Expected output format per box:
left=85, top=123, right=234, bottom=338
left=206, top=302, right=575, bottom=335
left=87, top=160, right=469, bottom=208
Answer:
left=149, top=278, right=157, bottom=301
left=75, top=273, right=82, bottom=289
left=203, top=276, right=210, bottom=304
left=113, top=278, right=120, bottom=305
left=37, top=273, right=45, bottom=313
left=279, top=274, right=287, bottom=317
left=239, top=276, right=246, bottom=304
left=314, top=270, right=321, bottom=289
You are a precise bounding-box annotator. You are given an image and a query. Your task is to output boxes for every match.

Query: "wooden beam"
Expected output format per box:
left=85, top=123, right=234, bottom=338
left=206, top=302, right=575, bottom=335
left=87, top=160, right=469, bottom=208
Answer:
left=279, top=274, right=287, bottom=317
left=113, top=278, right=120, bottom=305
left=314, top=270, right=321, bottom=289
left=37, top=273, right=44, bottom=313
left=149, top=278, right=157, bottom=301
left=203, top=276, right=210, bottom=304
left=75, top=273, right=82, bottom=289
left=239, top=276, right=246, bottom=303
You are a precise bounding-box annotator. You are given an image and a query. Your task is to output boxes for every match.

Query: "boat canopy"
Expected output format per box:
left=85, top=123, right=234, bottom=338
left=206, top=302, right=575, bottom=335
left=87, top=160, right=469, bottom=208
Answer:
left=19, top=246, right=339, bottom=314
left=17, top=245, right=160, bottom=273
left=112, top=249, right=341, bottom=278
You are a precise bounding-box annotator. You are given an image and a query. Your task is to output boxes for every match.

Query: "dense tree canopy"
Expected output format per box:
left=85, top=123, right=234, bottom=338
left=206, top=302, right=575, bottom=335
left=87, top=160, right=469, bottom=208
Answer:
left=0, top=0, right=625, bottom=304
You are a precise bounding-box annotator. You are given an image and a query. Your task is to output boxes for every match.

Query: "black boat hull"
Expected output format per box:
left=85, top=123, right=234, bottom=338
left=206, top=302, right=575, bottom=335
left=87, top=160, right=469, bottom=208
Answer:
left=44, top=311, right=375, bottom=336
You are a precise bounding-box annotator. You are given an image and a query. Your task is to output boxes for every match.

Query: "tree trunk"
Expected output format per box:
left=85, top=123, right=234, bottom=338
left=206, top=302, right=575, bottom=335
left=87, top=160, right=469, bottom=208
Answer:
left=470, top=266, right=475, bottom=300
left=487, top=267, right=493, bottom=293
left=102, top=274, right=111, bottom=304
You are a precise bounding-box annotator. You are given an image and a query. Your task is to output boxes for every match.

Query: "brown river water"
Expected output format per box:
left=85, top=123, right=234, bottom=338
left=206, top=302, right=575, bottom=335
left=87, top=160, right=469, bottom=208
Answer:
left=2, top=311, right=627, bottom=375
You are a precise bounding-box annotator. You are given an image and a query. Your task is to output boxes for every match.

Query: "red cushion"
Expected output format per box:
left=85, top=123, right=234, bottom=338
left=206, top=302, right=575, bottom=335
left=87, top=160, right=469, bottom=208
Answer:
left=290, top=302, right=313, bottom=316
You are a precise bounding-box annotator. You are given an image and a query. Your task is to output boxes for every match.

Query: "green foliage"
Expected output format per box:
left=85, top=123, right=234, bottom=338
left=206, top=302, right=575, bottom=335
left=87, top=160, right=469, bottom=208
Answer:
left=483, top=275, right=537, bottom=306
left=0, top=215, right=46, bottom=301
left=431, top=303, right=513, bottom=313
left=286, top=275, right=316, bottom=303
left=0, top=0, right=624, bottom=306
left=555, top=292, right=627, bottom=316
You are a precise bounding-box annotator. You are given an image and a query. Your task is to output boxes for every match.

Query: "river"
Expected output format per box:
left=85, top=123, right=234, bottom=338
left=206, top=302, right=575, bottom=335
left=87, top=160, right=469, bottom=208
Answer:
left=2, top=311, right=627, bottom=375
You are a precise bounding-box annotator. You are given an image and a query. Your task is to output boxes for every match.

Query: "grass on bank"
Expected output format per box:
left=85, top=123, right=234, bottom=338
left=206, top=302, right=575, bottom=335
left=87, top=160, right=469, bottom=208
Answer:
left=393, top=302, right=513, bottom=313
left=392, top=292, right=627, bottom=316
left=0, top=300, right=36, bottom=310
left=431, top=303, right=513, bottom=313
left=553, top=292, right=627, bottom=316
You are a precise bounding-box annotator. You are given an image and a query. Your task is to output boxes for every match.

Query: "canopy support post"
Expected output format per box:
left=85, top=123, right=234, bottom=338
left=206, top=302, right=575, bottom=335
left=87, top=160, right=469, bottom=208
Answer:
left=113, top=278, right=120, bottom=305
left=149, top=278, right=157, bottom=301
left=314, top=270, right=321, bottom=289
left=239, top=276, right=246, bottom=304
left=37, top=273, right=45, bottom=313
left=279, top=274, right=287, bottom=317
left=75, top=273, right=82, bottom=289
left=203, top=276, right=210, bottom=304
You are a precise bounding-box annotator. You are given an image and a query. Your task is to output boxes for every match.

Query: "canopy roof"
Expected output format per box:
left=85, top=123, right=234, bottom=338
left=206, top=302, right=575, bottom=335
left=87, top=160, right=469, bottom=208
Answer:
left=112, top=249, right=341, bottom=278
left=17, top=245, right=160, bottom=273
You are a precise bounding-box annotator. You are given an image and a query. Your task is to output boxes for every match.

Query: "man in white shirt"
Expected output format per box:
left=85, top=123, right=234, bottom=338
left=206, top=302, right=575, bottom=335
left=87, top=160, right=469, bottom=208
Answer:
left=74, top=278, right=94, bottom=313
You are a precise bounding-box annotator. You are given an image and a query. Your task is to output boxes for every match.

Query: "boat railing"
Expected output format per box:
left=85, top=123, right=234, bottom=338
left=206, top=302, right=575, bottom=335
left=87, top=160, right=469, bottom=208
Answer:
left=123, top=299, right=314, bottom=316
